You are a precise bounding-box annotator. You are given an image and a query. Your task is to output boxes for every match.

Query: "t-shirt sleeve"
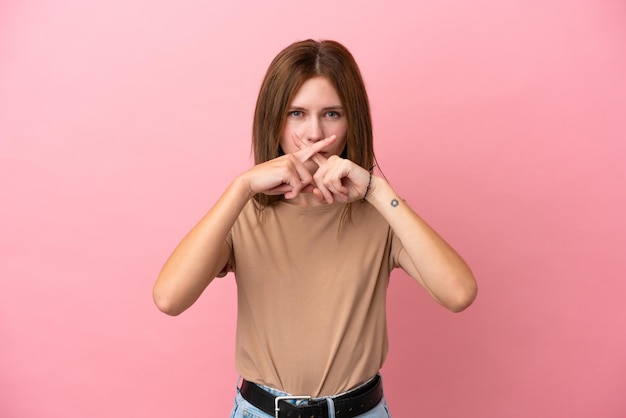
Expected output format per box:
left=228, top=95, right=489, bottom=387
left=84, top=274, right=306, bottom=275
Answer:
left=388, top=226, right=405, bottom=271
left=215, top=229, right=234, bottom=278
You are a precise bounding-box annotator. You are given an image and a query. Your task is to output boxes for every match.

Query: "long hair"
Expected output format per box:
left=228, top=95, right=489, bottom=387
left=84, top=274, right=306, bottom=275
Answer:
left=252, top=39, right=374, bottom=213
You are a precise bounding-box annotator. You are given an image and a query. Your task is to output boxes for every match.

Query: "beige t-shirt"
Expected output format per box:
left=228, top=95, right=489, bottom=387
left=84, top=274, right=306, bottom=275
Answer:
left=224, top=199, right=403, bottom=396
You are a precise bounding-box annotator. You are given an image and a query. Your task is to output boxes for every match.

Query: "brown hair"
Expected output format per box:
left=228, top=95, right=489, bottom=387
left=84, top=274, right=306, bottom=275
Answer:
left=252, top=39, right=374, bottom=211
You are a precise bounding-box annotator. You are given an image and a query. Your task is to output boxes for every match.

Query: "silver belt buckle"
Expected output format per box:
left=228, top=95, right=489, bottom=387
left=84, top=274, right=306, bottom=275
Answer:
left=274, top=395, right=311, bottom=418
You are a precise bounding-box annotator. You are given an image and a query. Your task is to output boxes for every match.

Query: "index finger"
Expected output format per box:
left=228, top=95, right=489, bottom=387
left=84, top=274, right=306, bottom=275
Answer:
left=292, top=134, right=329, bottom=167
left=293, top=134, right=337, bottom=164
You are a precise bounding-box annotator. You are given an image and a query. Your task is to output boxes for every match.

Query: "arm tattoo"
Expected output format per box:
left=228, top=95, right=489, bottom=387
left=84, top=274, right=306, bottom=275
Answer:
left=390, top=198, right=399, bottom=207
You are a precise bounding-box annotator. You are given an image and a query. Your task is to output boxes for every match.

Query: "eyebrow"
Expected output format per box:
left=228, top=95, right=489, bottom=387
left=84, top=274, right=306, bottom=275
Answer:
left=287, top=105, right=344, bottom=111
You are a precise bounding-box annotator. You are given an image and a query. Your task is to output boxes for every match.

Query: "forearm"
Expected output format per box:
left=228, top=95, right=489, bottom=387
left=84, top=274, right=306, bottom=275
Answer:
left=153, top=175, right=253, bottom=315
left=366, top=176, right=477, bottom=312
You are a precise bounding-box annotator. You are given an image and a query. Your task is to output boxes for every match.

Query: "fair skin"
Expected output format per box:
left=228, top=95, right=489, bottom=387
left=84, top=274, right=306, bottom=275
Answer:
left=153, top=76, right=477, bottom=316
left=280, top=76, right=348, bottom=205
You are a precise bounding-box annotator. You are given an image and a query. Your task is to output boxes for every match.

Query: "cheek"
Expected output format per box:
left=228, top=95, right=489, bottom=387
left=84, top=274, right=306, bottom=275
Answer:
left=334, top=125, right=348, bottom=147
left=279, top=127, right=296, bottom=154
left=336, top=137, right=348, bottom=155
left=335, top=121, right=348, bottom=137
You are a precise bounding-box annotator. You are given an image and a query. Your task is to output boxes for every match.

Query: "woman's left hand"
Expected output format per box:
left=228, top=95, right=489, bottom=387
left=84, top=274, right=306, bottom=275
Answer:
left=292, top=134, right=371, bottom=204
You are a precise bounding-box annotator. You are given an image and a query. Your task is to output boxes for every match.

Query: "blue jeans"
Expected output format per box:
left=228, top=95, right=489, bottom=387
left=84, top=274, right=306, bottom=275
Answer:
left=229, top=375, right=392, bottom=418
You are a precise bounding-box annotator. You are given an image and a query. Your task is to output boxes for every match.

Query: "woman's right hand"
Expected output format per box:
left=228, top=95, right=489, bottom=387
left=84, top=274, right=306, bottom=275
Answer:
left=242, top=135, right=338, bottom=199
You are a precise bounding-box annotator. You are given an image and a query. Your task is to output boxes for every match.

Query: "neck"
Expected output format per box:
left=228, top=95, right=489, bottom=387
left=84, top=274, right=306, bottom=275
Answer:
left=283, top=192, right=329, bottom=207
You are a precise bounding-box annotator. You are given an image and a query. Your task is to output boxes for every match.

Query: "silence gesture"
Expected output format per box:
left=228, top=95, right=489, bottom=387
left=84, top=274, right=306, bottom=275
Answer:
left=243, top=134, right=339, bottom=200
left=291, top=134, right=372, bottom=204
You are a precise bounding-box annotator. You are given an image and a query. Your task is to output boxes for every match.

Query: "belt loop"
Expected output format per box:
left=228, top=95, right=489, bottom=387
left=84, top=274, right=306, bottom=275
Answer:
left=324, top=396, right=336, bottom=418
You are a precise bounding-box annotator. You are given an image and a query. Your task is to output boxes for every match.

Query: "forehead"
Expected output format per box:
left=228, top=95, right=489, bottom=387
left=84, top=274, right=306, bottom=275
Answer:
left=290, top=76, right=342, bottom=106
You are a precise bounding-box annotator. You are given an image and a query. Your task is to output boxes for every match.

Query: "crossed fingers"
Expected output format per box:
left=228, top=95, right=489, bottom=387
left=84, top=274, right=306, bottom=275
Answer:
left=292, top=134, right=336, bottom=166
left=292, top=134, right=353, bottom=203
left=262, top=134, right=335, bottom=199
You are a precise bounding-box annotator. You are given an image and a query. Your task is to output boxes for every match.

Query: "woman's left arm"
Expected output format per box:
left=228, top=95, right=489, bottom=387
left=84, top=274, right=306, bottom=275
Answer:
left=306, top=148, right=477, bottom=312
left=366, top=175, right=478, bottom=312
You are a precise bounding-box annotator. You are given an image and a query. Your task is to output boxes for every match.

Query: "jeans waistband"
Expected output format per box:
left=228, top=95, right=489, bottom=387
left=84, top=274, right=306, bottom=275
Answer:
left=239, top=375, right=383, bottom=418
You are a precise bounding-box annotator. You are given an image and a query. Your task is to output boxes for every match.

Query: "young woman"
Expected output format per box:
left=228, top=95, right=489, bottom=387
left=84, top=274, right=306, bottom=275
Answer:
left=153, top=39, right=477, bottom=418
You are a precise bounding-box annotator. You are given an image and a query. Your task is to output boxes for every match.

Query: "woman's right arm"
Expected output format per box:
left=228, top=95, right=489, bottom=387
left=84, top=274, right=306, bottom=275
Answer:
left=152, top=135, right=338, bottom=316
left=152, top=175, right=253, bottom=316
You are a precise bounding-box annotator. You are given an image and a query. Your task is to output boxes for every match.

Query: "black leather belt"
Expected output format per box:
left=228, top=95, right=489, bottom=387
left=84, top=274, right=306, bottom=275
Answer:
left=240, top=375, right=383, bottom=418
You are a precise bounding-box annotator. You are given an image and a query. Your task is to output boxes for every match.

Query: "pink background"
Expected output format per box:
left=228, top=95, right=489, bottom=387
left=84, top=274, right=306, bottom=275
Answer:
left=1, top=1, right=625, bottom=417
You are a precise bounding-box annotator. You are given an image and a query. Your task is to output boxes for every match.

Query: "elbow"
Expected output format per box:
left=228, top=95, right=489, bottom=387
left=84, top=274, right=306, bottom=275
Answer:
left=152, top=286, right=185, bottom=317
left=446, top=278, right=478, bottom=313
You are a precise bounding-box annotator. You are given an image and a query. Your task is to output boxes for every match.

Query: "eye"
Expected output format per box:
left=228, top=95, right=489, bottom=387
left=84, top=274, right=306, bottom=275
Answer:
left=288, top=110, right=303, bottom=117
left=325, top=110, right=342, bottom=118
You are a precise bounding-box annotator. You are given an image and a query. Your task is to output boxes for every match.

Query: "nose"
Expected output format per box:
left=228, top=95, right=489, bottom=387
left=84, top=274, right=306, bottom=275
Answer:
left=305, top=117, right=323, bottom=143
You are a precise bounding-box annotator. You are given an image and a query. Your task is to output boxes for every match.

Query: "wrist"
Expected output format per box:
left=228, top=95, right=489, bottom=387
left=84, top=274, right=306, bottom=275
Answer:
left=364, top=176, right=393, bottom=206
left=232, top=173, right=256, bottom=201
left=361, top=169, right=374, bottom=202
